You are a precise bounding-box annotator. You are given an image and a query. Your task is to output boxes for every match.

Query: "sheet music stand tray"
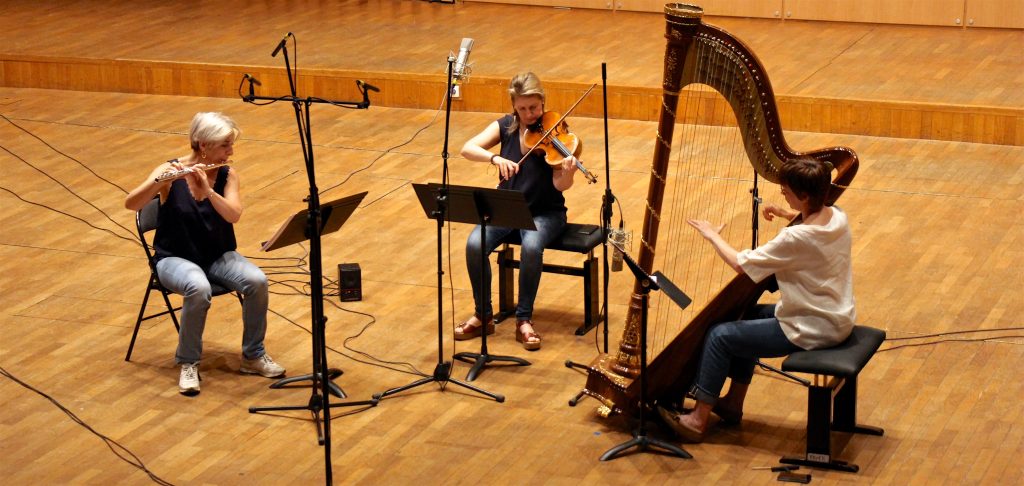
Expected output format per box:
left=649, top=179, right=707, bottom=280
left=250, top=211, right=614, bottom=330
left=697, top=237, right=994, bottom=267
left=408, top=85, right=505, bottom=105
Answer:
left=433, top=183, right=536, bottom=382
left=249, top=191, right=378, bottom=444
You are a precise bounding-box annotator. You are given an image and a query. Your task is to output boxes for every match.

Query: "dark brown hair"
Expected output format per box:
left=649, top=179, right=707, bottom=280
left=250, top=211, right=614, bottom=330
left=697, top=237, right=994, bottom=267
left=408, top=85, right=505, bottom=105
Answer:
left=780, top=157, right=831, bottom=213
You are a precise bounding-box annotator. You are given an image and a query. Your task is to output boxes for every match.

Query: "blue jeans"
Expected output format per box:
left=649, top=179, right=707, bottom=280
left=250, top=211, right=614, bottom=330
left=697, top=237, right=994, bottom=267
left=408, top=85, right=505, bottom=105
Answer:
left=465, top=211, right=566, bottom=321
left=156, top=251, right=269, bottom=364
left=690, top=304, right=801, bottom=405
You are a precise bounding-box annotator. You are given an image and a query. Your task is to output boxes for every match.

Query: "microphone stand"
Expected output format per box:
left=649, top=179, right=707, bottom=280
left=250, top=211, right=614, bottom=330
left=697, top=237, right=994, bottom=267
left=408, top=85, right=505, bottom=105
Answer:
left=242, top=37, right=377, bottom=485
left=566, top=63, right=615, bottom=404
left=374, top=57, right=502, bottom=403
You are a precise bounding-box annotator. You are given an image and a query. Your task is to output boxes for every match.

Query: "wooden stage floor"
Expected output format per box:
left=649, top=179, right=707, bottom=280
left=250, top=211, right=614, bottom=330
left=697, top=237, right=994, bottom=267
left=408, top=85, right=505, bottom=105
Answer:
left=1, top=1, right=1023, bottom=485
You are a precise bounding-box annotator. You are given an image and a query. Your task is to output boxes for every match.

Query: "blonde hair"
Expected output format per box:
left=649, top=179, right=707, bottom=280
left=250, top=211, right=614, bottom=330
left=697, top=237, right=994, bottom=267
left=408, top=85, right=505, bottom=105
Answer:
left=507, top=72, right=545, bottom=134
left=189, top=112, right=240, bottom=151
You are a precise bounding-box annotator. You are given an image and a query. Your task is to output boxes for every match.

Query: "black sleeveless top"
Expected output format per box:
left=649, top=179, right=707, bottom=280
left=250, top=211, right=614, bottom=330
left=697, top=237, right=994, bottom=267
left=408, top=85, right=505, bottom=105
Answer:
left=154, top=164, right=236, bottom=268
left=495, top=114, right=567, bottom=216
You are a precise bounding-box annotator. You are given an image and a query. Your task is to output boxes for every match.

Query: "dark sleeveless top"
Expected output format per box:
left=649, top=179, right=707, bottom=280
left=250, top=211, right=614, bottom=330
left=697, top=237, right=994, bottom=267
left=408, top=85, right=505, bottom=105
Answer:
left=154, top=164, right=236, bottom=268
left=495, top=114, right=567, bottom=216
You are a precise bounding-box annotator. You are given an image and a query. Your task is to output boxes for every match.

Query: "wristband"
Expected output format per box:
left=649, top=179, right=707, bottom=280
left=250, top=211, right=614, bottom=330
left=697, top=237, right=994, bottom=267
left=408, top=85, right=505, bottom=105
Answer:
left=490, top=154, right=499, bottom=164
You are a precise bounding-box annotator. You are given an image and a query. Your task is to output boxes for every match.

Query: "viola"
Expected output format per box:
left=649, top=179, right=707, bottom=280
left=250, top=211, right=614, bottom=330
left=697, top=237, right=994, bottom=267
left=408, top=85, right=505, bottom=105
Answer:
left=523, top=111, right=598, bottom=184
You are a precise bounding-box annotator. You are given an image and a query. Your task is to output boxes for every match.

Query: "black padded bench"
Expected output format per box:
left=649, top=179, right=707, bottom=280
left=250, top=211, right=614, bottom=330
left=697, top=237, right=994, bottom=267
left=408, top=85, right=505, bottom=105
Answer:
left=495, top=223, right=604, bottom=335
left=778, top=325, right=886, bottom=473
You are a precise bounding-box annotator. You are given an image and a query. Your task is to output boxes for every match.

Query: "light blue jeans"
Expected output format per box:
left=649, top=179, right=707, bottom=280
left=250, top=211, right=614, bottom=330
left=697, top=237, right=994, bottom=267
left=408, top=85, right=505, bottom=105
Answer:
left=465, top=211, right=566, bottom=321
left=156, top=251, right=269, bottom=364
left=690, top=304, right=801, bottom=405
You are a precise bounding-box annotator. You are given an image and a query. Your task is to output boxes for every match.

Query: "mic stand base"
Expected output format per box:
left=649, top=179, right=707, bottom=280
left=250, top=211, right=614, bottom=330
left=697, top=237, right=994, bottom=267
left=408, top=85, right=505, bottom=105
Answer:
left=268, top=369, right=347, bottom=398
left=452, top=350, right=530, bottom=382
left=249, top=392, right=378, bottom=446
left=374, top=361, right=505, bottom=403
left=600, top=430, right=692, bottom=461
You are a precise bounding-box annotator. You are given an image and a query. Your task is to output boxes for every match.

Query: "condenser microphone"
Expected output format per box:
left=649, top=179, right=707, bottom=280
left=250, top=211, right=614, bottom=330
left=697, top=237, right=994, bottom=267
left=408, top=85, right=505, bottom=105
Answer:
left=271, top=32, right=292, bottom=57
left=243, top=73, right=262, bottom=86
left=609, top=224, right=629, bottom=272
left=452, top=38, right=474, bottom=80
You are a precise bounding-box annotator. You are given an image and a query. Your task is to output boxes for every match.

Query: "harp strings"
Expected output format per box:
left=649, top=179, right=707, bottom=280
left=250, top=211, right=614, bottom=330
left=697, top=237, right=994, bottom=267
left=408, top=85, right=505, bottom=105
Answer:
left=647, top=34, right=775, bottom=356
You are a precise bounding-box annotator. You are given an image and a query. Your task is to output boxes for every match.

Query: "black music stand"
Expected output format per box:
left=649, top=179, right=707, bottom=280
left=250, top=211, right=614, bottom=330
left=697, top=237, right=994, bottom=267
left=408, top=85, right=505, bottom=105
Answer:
left=600, top=240, right=692, bottom=461
left=371, top=183, right=504, bottom=402
left=257, top=192, right=365, bottom=399
left=249, top=191, right=378, bottom=445
left=440, top=184, right=535, bottom=382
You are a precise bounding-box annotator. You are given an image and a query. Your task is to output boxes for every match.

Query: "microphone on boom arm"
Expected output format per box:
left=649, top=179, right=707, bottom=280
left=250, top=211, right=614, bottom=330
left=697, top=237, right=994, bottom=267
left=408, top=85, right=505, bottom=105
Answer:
left=356, top=79, right=380, bottom=109
left=271, top=32, right=293, bottom=57
left=242, top=73, right=262, bottom=102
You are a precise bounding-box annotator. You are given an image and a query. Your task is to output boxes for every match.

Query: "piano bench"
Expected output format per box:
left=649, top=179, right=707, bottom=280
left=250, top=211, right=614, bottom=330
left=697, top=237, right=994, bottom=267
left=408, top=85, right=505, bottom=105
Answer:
left=779, top=325, right=886, bottom=473
left=495, top=223, right=604, bottom=336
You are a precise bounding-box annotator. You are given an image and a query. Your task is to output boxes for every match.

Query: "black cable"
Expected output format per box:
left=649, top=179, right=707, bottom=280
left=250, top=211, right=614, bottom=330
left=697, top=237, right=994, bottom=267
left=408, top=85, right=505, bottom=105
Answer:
left=317, top=86, right=448, bottom=198
left=0, top=144, right=137, bottom=241
left=878, top=334, right=1024, bottom=353
left=883, top=326, right=1024, bottom=340
left=0, top=186, right=137, bottom=245
left=0, top=366, right=175, bottom=485
left=2, top=113, right=131, bottom=194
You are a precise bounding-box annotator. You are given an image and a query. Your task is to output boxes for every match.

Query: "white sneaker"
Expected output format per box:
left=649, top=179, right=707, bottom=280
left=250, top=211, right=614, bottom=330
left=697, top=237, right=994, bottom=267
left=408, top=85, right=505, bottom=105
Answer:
left=240, top=354, right=286, bottom=378
left=179, top=362, right=200, bottom=396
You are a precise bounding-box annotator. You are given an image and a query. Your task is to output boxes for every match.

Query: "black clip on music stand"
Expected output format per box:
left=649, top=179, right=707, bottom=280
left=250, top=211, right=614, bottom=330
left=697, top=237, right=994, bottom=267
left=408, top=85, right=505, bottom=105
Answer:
left=249, top=191, right=378, bottom=444
left=600, top=240, right=692, bottom=461
left=372, top=183, right=505, bottom=402
left=441, top=184, right=535, bottom=382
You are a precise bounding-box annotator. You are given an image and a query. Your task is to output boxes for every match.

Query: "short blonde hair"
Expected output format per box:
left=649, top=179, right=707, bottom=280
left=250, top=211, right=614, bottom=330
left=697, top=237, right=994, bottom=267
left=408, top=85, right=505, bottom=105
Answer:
left=189, top=112, right=240, bottom=151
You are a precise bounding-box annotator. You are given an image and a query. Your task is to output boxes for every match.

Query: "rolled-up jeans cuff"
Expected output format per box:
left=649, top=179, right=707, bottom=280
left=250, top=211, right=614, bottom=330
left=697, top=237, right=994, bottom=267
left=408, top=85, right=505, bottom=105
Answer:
left=690, top=384, right=718, bottom=406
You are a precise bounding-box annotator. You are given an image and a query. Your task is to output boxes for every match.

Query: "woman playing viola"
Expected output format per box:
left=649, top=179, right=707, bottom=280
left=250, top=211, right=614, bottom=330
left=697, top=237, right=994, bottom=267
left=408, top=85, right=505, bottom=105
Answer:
left=456, top=72, right=582, bottom=351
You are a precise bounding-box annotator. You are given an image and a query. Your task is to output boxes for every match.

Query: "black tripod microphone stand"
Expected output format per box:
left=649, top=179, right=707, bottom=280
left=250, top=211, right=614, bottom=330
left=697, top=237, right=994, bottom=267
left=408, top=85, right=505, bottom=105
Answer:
left=375, top=58, right=503, bottom=402
left=241, top=35, right=378, bottom=485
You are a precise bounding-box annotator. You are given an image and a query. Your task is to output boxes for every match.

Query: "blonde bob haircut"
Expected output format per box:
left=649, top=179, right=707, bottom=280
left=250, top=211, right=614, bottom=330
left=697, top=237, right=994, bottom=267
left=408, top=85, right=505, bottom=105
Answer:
left=189, top=112, right=241, bottom=151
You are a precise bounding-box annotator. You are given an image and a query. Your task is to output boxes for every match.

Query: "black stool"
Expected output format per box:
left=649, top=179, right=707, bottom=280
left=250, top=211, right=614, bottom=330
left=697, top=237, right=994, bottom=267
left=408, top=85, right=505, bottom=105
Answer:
left=778, top=325, right=886, bottom=472
left=495, top=223, right=604, bottom=335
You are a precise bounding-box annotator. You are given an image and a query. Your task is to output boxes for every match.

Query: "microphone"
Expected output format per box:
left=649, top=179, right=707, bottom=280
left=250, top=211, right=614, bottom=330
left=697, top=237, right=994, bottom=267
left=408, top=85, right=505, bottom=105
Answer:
left=609, top=224, right=630, bottom=272
left=357, top=79, right=380, bottom=92
left=452, top=38, right=474, bottom=81
left=243, top=73, right=262, bottom=86
left=271, top=32, right=292, bottom=57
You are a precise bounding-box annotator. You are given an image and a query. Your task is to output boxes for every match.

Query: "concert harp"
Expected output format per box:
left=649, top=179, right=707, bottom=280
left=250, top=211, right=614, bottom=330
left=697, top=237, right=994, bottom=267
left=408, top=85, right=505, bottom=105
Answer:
left=580, top=3, right=859, bottom=417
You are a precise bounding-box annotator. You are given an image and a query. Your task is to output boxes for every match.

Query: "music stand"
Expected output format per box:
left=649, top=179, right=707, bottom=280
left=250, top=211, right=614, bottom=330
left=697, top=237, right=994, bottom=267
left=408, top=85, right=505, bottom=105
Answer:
left=432, top=183, right=536, bottom=382
left=257, top=192, right=364, bottom=398
left=600, top=240, right=692, bottom=461
left=249, top=191, right=378, bottom=445
left=372, top=183, right=504, bottom=402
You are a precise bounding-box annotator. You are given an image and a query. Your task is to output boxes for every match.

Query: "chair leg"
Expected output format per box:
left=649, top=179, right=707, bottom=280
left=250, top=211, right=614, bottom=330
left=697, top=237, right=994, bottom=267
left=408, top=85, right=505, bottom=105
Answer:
left=575, top=255, right=599, bottom=336
left=160, top=289, right=181, bottom=332
left=126, top=286, right=154, bottom=362
left=496, top=246, right=516, bottom=323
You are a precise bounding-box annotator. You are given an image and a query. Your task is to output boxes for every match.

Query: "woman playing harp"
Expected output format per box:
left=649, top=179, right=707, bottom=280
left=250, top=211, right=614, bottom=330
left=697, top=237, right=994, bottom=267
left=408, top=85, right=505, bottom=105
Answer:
left=581, top=3, right=859, bottom=420
left=657, top=158, right=857, bottom=443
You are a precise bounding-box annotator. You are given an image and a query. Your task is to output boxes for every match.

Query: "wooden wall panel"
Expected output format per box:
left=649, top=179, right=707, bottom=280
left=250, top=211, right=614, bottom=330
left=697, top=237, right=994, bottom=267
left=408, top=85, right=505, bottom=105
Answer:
left=785, top=0, right=966, bottom=27
left=468, top=0, right=612, bottom=9
left=966, top=0, right=1024, bottom=28
left=2, top=55, right=1021, bottom=146
left=617, top=0, right=784, bottom=19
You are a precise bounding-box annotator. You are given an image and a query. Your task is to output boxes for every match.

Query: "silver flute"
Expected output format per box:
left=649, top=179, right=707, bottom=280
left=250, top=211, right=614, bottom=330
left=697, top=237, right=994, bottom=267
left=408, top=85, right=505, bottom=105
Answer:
left=154, top=161, right=232, bottom=182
